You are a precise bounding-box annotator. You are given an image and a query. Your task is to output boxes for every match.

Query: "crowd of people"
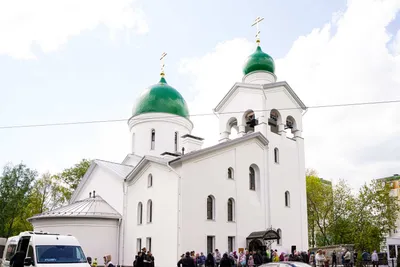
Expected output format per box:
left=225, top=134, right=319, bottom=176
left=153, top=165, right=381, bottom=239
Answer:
left=176, top=248, right=310, bottom=267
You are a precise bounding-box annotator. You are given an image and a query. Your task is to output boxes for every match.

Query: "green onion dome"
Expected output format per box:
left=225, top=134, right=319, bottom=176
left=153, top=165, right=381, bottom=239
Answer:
left=133, top=77, right=190, bottom=118
left=243, top=45, right=275, bottom=75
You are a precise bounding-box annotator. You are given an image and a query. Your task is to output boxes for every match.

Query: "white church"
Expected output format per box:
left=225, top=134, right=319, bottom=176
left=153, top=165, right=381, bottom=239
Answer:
left=28, top=25, right=309, bottom=267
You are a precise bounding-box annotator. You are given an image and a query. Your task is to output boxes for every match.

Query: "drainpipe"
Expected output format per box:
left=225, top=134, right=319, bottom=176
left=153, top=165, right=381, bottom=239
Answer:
left=119, top=181, right=128, bottom=267
left=117, top=218, right=122, bottom=267
left=167, top=162, right=181, bottom=262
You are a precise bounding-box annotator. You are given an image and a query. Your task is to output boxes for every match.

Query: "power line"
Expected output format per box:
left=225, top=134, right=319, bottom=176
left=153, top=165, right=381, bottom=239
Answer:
left=1, top=99, right=400, bottom=130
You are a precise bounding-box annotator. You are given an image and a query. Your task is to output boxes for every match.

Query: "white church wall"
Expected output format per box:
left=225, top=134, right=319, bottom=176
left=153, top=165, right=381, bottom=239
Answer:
left=267, top=130, right=308, bottom=252
left=31, top=218, right=119, bottom=266
left=128, top=113, right=193, bottom=157
left=218, top=87, right=265, bottom=136
left=77, top=166, right=124, bottom=214
left=124, top=162, right=178, bottom=267
left=179, top=139, right=267, bottom=254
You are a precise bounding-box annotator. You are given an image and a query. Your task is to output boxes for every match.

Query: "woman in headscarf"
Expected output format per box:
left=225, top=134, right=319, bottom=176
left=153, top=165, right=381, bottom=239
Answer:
left=205, top=253, right=215, bottom=267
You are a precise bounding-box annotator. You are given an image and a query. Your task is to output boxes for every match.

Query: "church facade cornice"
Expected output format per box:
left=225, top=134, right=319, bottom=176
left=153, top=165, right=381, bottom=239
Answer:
left=127, top=112, right=194, bottom=131
left=170, top=131, right=268, bottom=165
left=213, top=81, right=307, bottom=113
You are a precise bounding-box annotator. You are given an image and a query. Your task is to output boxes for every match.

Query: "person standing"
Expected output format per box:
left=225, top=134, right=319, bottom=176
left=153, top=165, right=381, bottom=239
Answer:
left=331, top=251, right=337, bottom=267
left=371, top=251, right=378, bottom=267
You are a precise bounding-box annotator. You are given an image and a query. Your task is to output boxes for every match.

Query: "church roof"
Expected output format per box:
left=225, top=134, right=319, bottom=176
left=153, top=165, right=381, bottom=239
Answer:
left=70, top=159, right=134, bottom=203
left=171, top=132, right=268, bottom=164
left=132, top=77, right=190, bottom=118
left=243, top=45, right=275, bottom=75
left=28, top=195, right=121, bottom=221
left=94, top=159, right=134, bottom=178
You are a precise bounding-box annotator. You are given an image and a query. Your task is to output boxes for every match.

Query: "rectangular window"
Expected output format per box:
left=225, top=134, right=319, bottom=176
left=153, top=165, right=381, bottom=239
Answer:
left=228, top=237, right=235, bottom=253
left=174, top=132, right=178, bottom=152
left=389, top=245, right=396, bottom=258
left=207, top=236, right=214, bottom=254
left=136, top=238, right=142, bottom=253
left=146, top=237, right=152, bottom=252
left=151, top=130, right=155, bottom=150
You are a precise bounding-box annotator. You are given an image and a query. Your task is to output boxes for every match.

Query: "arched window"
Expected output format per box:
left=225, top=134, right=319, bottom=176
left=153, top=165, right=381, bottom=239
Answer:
left=249, top=167, right=256, bottom=190
left=207, top=195, right=215, bottom=220
left=228, top=168, right=234, bottom=179
left=150, top=129, right=155, bottom=150
left=147, top=200, right=153, bottom=223
left=285, top=191, right=290, bottom=207
left=137, top=202, right=143, bottom=224
left=277, top=228, right=282, bottom=245
left=269, top=109, right=281, bottom=134
left=148, top=174, right=153, bottom=187
left=244, top=110, right=258, bottom=134
left=285, top=116, right=298, bottom=139
left=227, top=198, right=235, bottom=222
left=174, top=131, right=179, bottom=152
left=274, top=148, right=279, bottom=163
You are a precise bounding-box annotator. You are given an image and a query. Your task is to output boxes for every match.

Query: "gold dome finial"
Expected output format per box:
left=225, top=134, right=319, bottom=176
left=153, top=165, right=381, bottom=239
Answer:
left=252, top=16, right=264, bottom=46
left=160, top=52, right=167, bottom=77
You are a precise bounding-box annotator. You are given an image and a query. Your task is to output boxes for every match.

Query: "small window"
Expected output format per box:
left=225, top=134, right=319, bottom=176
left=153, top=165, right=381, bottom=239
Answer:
left=174, top=132, right=179, bottom=152
left=285, top=191, right=290, bottom=207
left=137, top=202, right=143, bottom=224
left=27, top=245, right=34, bottom=262
left=249, top=167, right=256, bottom=190
left=136, top=238, right=142, bottom=253
left=146, top=237, right=152, bottom=252
left=147, top=200, right=153, bottom=223
left=151, top=129, right=155, bottom=150
left=228, top=168, right=234, bottom=179
left=227, top=198, right=235, bottom=222
left=277, top=229, right=282, bottom=245
left=207, top=195, right=215, bottom=220
left=228, top=236, right=235, bottom=252
left=148, top=174, right=153, bottom=187
left=207, top=236, right=215, bottom=254
left=5, top=244, right=16, bottom=260
left=274, top=148, right=279, bottom=163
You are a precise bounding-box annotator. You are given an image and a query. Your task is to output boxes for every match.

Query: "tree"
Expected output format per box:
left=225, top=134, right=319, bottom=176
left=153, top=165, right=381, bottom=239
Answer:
left=350, top=180, right=400, bottom=252
left=0, top=163, right=37, bottom=237
left=306, top=171, right=334, bottom=247
left=329, top=179, right=354, bottom=245
left=53, top=159, right=91, bottom=204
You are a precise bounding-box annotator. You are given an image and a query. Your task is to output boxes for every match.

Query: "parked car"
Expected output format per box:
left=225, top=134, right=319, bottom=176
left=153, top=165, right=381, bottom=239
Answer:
left=3, top=231, right=90, bottom=267
left=261, top=262, right=313, bottom=267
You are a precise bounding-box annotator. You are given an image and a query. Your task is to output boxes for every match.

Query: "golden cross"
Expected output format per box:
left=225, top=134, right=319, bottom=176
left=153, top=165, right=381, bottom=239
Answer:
left=160, top=52, right=167, bottom=76
left=251, top=16, right=264, bottom=45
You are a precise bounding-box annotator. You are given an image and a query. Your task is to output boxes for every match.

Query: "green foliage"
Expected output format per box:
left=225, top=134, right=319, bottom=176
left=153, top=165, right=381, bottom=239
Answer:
left=307, top=171, right=400, bottom=252
left=306, top=169, right=334, bottom=246
left=0, top=163, right=37, bottom=237
left=53, top=159, right=90, bottom=202
left=0, top=159, right=91, bottom=237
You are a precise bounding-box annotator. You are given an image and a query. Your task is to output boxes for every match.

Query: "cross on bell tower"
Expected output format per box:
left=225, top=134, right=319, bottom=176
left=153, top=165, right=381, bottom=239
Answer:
left=160, top=52, right=167, bottom=77
left=251, top=16, right=264, bottom=45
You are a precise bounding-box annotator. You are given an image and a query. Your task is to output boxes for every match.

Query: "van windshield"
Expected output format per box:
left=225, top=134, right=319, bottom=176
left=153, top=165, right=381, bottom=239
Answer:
left=35, top=245, right=87, bottom=264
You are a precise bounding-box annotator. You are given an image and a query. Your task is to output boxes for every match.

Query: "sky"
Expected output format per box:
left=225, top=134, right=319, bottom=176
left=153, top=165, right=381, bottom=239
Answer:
left=0, top=0, right=399, bottom=189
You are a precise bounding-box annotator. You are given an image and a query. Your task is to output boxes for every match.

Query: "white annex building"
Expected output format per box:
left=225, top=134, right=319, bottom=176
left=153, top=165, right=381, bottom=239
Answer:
left=29, top=28, right=309, bottom=267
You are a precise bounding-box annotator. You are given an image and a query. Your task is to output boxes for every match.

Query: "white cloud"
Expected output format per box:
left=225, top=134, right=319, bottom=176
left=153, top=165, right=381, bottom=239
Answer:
left=179, top=0, right=400, bottom=188
left=0, top=0, right=148, bottom=59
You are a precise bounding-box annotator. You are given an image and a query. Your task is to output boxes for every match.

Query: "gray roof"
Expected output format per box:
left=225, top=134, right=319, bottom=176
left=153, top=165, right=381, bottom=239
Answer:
left=94, top=159, right=134, bottom=178
left=28, top=195, right=121, bottom=221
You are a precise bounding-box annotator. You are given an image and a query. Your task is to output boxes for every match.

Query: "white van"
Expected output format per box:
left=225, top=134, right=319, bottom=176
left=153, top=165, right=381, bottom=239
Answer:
left=10, top=232, right=90, bottom=267
left=1, top=236, right=19, bottom=267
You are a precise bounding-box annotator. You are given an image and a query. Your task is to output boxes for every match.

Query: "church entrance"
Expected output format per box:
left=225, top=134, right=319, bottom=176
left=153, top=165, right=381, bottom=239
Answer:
left=246, top=227, right=280, bottom=251
left=249, top=239, right=264, bottom=252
